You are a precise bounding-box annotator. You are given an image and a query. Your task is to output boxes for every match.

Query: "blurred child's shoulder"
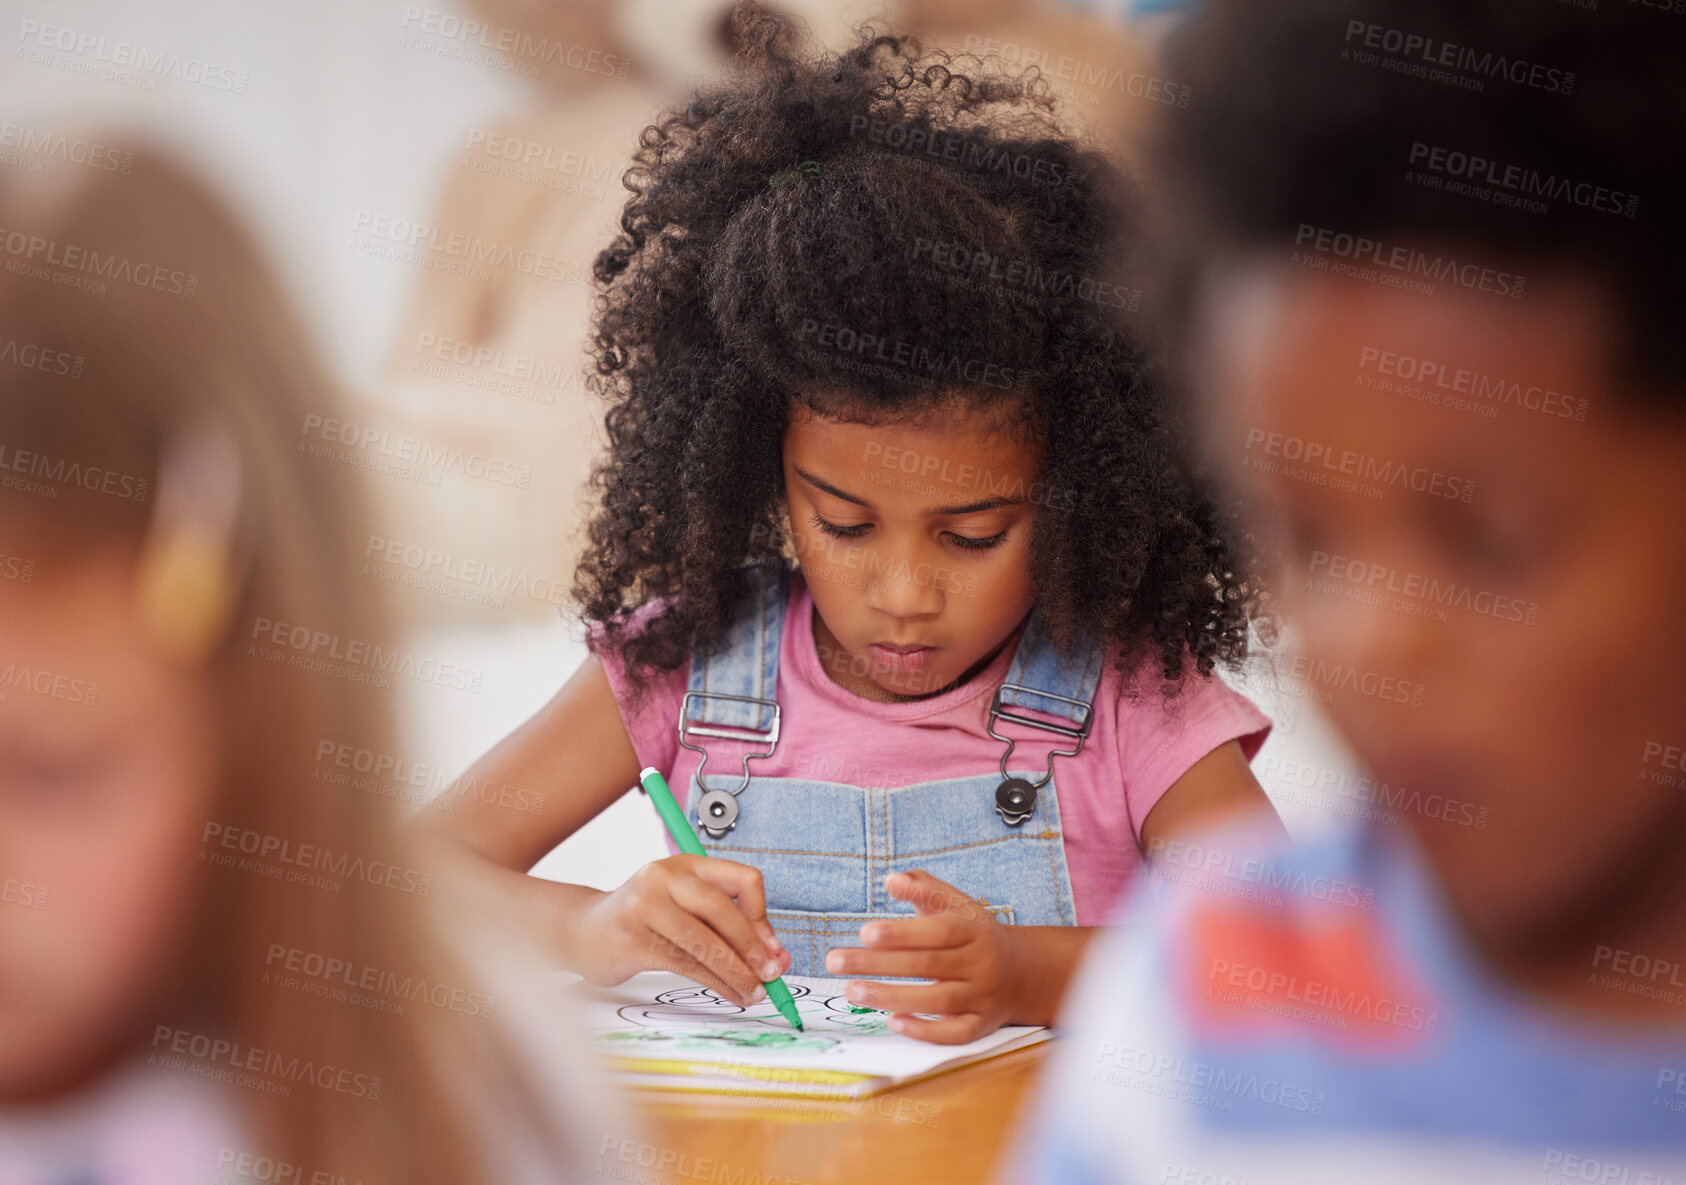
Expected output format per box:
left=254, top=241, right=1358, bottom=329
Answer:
left=1099, top=819, right=1424, bottom=1048
left=1143, top=821, right=1431, bottom=1041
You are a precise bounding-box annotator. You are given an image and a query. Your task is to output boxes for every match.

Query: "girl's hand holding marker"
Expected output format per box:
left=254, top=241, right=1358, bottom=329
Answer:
left=633, top=768, right=802, bottom=1029
left=574, top=849, right=791, bottom=1010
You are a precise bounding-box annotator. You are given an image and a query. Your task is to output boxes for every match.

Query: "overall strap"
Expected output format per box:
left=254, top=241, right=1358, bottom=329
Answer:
left=1001, top=611, right=1106, bottom=722
left=989, top=611, right=1106, bottom=789
left=679, top=563, right=790, bottom=797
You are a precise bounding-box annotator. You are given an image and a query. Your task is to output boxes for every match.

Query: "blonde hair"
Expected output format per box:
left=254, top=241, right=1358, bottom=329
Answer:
left=0, top=143, right=583, bottom=1183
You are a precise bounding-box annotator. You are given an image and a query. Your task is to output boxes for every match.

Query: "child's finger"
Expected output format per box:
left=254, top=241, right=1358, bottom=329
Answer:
left=690, top=858, right=786, bottom=959
left=857, top=914, right=967, bottom=950
left=667, top=874, right=784, bottom=981
left=843, top=977, right=968, bottom=1017
left=647, top=901, right=766, bottom=1005
left=653, top=939, right=767, bottom=1009
left=885, top=1012, right=990, bottom=1046
left=885, top=869, right=988, bottom=921
left=824, top=945, right=966, bottom=979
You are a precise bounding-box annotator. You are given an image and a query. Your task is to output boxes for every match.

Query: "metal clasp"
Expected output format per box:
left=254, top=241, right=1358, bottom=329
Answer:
left=986, top=683, right=1093, bottom=790
left=677, top=690, right=781, bottom=798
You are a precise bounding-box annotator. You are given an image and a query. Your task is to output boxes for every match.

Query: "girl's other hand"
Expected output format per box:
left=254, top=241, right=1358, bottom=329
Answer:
left=824, top=870, right=1031, bottom=1045
left=575, top=855, right=791, bottom=1006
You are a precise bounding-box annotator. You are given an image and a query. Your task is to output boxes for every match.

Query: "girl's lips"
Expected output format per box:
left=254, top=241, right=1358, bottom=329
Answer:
left=870, top=643, right=937, bottom=672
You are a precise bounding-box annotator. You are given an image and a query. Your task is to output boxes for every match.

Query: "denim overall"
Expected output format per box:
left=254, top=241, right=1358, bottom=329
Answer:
left=678, top=566, right=1105, bottom=977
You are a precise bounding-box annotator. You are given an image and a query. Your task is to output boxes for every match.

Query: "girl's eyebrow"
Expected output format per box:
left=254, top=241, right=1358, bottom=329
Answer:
left=795, top=467, right=1025, bottom=516
left=796, top=467, right=871, bottom=507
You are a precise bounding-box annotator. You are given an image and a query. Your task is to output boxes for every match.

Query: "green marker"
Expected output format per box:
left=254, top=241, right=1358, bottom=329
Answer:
left=638, top=766, right=803, bottom=1031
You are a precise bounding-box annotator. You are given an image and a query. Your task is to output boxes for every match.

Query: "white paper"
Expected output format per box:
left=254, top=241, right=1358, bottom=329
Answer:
left=572, top=973, right=1050, bottom=1095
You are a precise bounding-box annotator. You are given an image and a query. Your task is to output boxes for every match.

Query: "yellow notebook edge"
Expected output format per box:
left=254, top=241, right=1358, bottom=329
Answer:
left=608, top=1029, right=1053, bottom=1100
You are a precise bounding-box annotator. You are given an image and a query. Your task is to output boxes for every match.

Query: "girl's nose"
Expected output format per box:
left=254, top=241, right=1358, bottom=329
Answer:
left=864, top=553, right=945, bottom=619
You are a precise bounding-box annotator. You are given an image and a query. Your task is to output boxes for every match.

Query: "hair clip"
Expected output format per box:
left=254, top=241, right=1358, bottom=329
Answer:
left=134, top=424, right=244, bottom=664
left=768, top=160, right=821, bottom=189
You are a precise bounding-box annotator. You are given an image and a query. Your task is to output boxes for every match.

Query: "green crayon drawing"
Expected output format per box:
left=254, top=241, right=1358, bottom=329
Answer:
left=602, top=986, right=894, bottom=1053
left=604, top=1028, right=837, bottom=1054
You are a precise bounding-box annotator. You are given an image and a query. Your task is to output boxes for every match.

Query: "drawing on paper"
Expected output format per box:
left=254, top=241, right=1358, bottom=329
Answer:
left=599, top=983, right=892, bottom=1057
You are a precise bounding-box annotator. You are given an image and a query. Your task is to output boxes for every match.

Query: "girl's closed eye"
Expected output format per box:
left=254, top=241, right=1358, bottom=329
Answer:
left=945, top=529, right=1009, bottom=551
left=809, top=512, right=1009, bottom=550
left=810, top=513, right=871, bottom=540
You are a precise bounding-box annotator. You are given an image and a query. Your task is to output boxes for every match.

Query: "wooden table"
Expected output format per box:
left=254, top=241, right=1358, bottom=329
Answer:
left=629, top=1041, right=1054, bottom=1185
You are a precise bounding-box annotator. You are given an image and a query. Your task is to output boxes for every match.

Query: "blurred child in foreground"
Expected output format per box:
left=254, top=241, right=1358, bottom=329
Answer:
left=1008, top=1, right=1686, bottom=1181
left=0, top=144, right=617, bottom=1184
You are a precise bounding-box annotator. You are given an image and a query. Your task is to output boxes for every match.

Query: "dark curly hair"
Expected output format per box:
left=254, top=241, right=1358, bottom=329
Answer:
left=575, top=2, right=1268, bottom=695
left=1153, top=0, right=1686, bottom=399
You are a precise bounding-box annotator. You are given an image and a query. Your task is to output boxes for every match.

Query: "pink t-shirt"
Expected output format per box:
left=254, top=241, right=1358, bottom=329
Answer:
left=592, top=576, right=1271, bottom=925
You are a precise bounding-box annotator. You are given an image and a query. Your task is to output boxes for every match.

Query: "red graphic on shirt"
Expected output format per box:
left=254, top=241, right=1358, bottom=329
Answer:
left=1188, top=899, right=1439, bottom=1050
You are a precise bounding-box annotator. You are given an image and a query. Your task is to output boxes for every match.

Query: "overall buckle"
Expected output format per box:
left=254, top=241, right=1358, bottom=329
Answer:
left=986, top=684, right=1093, bottom=825
left=677, top=691, right=781, bottom=837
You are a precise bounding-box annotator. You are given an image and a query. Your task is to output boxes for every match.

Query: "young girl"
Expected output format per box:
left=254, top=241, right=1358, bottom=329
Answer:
left=428, top=5, right=1282, bottom=1044
left=0, top=144, right=611, bottom=1182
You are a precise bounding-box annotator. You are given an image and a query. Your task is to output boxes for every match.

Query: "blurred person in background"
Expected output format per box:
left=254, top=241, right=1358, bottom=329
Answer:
left=1004, top=0, right=1686, bottom=1181
left=0, top=142, right=619, bottom=1184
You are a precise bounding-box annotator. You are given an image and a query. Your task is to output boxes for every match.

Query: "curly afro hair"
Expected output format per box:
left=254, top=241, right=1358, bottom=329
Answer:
left=576, top=1, right=1269, bottom=696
